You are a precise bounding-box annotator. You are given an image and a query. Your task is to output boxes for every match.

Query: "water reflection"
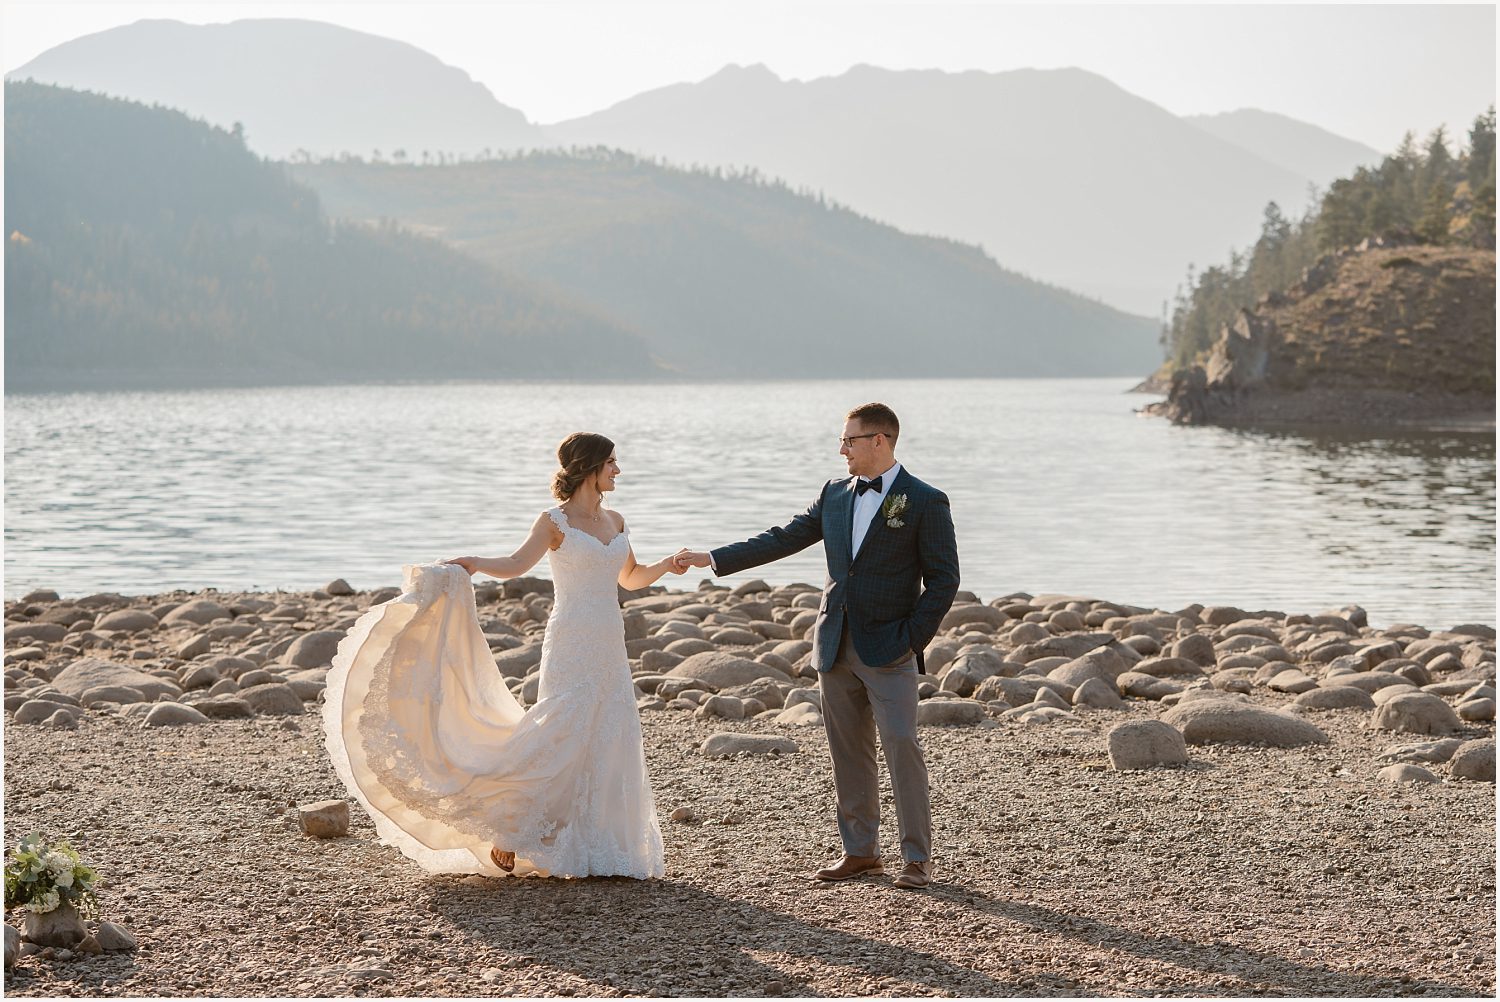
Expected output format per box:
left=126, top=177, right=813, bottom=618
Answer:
left=4, top=380, right=1493, bottom=629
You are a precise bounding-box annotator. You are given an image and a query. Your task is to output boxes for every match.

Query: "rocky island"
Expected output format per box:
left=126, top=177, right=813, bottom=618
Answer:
left=3, top=576, right=1495, bottom=997
left=1143, top=242, right=1495, bottom=428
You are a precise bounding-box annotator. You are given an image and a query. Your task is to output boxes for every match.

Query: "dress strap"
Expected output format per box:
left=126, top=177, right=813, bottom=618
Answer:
left=545, top=506, right=569, bottom=533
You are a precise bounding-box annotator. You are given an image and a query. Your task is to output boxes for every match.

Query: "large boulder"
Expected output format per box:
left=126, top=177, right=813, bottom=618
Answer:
left=4, top=622, right=68, bottom=644
left=916, top=700, right=986, bottom=726
left=696, top=695, right=745, bottom=721
left=720, top=678, right=786, bottom=710
left=668, top=652, right=790, bottom=689
left=1371, top=691, right=1463, bottom=735
left=940, top=604, right=1007, bottom=631
left=1376, top=738, right=1464, bottom=764
left=1447, top=739, right=1495, bottom=782
left=1072, top=676, right=1126, bottom=709
left=283, top=631, right=344, bottom=669
left=1377, top=764, right=1440, bottom=785
left=1161, top=699, right=1329, bottom=747
left=1116, top=672, right=1186, bottom=701
left=700, top=733, right=799, bottom=757
left=1263, top=669, right=1316, bottom=694
left=1047, top=654, right=1111, bottom=688
left=1130, top=657, right=1206, bottom=680
left=974, top=675, right=1068, bottom=705
left=774, top=703, right=823, bottom=726
left=493, top=641, right=544, bottom=680
left=1013, top=632, right=1115, bottom=663
left=1458, top=698, right=1495, bottom=722
left=197, top=697, right=254, bottom=720
left=94, top=609, right=159, bottom=633
left=1171, top=633, right=1218, bottom=667
left=161, top=599, right=233, bottom=627
left=52, top=658, right=181, bottom=702
left=1370, top=683, right=1422, bottom=706
left=239, top=682, right=305, bottom=716
left=1292, top=686, right=1376, bottom=711
left=14, top=699, right=79, bottom=725
left=1107, top=720, right=1188, bottom=770
left=1327, top=671, right=1418, bottom=694
left=141, top=702, right=212, bottom=727
left=284, top=669, right=329, bottom=700
left=80, top=684, right=147, bottom=707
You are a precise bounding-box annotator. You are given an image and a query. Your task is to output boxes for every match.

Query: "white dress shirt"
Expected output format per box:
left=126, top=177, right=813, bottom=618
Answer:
left=851, top=461, right=902, bottom=558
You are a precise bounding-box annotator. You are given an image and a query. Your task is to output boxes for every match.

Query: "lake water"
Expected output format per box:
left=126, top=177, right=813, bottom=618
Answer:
left=4, top=379, right=1494, bottom=629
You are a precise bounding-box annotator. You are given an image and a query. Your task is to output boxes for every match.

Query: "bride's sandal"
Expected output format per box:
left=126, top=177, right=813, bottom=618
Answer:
left=490, top=847, right=516, bottom=872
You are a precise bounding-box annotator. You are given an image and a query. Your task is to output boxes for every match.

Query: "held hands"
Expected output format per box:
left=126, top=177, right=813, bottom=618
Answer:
left=670, top=549, right=712, bottom=574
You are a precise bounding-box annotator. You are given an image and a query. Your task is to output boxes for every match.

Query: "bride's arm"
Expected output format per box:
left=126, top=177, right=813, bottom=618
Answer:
left=616, top=514, right=684, bottom=590
left=446, top=513, right=557, bottom=580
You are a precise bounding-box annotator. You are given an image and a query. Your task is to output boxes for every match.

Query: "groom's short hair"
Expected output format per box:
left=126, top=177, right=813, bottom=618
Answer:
left=846, top=402, right=899, bottom=444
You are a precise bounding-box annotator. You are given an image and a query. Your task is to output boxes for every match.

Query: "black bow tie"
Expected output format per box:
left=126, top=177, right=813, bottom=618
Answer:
left=855, top=476, right=883, bottom=496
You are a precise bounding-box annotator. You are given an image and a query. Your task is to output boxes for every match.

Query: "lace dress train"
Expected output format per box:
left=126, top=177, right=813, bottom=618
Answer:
left=321, top=508, right=664, bottom=878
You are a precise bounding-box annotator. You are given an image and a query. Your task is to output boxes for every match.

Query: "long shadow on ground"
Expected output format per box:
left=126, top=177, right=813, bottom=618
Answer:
left=426, top=873, right=1484, bottom=998
left=425, top=875, right=1018, bottom=997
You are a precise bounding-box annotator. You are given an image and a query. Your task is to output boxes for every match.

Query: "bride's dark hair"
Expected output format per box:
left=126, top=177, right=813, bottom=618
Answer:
left=551, top=432, right=615, bottom=501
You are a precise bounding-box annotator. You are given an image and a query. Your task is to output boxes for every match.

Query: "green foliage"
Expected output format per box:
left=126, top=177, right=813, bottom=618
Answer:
left=4, top=835, right=100, bottom=918
left=4, top=81, right=655, bottom=387
left=1162, top=108, right=1497, bottom=369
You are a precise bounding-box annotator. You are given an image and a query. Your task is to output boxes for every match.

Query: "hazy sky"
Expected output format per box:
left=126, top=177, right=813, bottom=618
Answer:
left=3, top=2, right=1494, bottom=151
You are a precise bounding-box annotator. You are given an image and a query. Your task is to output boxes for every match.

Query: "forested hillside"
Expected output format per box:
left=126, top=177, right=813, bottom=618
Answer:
left=292, top=151, right=1161, bottom=377
left=4, top=82, right=655, bottom=389
left=1161, top=108, right=1496, bottom=371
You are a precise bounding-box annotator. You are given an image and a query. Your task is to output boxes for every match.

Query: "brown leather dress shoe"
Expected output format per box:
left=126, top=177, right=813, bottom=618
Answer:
left=892, top=860, right=932, bottom=890
left=814, top=854, right=884, bottom=881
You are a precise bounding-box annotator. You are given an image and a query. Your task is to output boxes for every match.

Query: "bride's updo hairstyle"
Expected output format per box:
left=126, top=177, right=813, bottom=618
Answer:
left=551, top=432, right=615, bottom=501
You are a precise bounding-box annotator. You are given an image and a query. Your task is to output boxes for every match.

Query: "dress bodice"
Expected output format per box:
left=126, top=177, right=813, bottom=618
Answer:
left=544, top=506, right=629, bottom=609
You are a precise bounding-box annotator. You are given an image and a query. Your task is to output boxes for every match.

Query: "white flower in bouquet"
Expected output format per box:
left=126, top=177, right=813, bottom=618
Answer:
left=26, top=888, right=62, bottom=913
left=54, top=868, right=75, bottom=888
left=44, top=850, right=73, bottom=875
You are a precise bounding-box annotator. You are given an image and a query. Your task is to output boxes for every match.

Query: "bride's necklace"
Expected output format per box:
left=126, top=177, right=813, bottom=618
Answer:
left=569, top=496, right=605, bottom=522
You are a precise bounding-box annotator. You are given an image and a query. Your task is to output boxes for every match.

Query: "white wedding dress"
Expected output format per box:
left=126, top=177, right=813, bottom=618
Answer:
left=322, top=507, right=664, bottom=878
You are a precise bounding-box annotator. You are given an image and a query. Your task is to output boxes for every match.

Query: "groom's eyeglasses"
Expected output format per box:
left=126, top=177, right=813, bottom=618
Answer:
left=838, top=434, right=881, bottom=447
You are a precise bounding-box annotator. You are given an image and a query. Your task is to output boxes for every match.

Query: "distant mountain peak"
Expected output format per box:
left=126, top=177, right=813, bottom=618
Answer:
left=7, top=17, right=541, bottom=157
left=703, top=63, right=782, bottom=84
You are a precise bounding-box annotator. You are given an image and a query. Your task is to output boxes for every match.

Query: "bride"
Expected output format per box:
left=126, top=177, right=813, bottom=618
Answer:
left=322, top=432, right=681, bottom=878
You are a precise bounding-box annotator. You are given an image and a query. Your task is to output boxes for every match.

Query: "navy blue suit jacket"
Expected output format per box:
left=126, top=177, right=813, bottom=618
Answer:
left=710, top=468, right=960, bottom=673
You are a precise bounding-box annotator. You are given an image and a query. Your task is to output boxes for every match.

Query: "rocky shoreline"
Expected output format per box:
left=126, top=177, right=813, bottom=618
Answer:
left=4, top=578, right=1496, bottom=996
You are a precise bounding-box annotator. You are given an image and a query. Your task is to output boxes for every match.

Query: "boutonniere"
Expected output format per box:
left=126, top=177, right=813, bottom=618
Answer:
left=881, top=493, right=909, bottom=528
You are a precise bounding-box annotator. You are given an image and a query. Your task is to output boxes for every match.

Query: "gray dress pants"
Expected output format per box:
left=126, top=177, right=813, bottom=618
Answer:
left=819, top=626, right=932, bottom=863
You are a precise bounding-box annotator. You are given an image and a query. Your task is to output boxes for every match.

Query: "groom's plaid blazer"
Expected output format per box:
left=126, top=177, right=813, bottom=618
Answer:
left=710, top=467, right=959, bottom=674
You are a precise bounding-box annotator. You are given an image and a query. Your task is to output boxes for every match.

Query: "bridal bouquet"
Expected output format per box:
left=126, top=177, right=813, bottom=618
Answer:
left=4, top=834, right=100, bottom=917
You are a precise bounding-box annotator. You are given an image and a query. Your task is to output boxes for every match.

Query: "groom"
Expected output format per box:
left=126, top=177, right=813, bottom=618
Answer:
left=674, top=402, right=959, bottom=890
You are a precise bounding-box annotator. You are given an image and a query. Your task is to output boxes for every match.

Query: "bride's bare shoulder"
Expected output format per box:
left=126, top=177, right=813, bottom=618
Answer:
left=608, top=509, right=627, bottom=533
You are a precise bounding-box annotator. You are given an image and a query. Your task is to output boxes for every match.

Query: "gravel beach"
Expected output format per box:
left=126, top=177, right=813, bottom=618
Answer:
left=4, top=579, right=1495, bottom=997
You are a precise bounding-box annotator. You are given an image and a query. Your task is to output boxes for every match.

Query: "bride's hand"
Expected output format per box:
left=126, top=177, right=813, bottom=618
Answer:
left=444, top=557, right=480, bottom=575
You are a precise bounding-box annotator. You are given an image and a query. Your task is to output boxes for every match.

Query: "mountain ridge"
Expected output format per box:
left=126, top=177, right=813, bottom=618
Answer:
left=540, top=62, right=1328, bottom=313
left=9, top=18, right=1385, bottom=316
left=291, top=150, right=1163, bottom=377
